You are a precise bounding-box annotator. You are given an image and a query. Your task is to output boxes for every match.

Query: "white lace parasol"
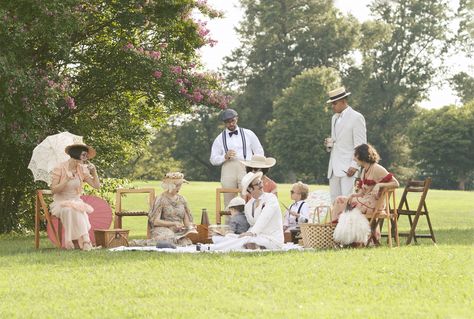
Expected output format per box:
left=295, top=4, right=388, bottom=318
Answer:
left=28, top=132, right=83, bottom=185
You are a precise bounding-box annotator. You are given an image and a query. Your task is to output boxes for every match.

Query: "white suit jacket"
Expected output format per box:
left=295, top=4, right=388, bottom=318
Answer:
left=245, top=192, right=284, bottom=246
left=327, top=106, right=367, bottom=178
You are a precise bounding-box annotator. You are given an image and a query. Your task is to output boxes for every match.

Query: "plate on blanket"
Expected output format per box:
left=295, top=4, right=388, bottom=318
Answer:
left=47, top=195, right=113, bottom=247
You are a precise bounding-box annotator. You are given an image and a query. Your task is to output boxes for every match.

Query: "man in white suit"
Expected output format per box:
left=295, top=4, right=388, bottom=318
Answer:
left=325, top=87, right=367, bottom=203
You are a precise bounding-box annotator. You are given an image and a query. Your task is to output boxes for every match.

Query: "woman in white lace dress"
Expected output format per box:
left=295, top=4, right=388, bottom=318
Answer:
left=50, top=143, right=100, bottom=250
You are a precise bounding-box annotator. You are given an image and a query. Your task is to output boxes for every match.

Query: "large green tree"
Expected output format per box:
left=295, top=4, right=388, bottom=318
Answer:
left=223, top=0, right=359, bottom=142
left=408, top=102, right=474, bottom=190
left=267, top=67, right=340, bottom=183
left=0, top=0, right=228, bottom=232
left=344, top=0, right=460, bottom=170
left=450, top=72, right=474, bottom=104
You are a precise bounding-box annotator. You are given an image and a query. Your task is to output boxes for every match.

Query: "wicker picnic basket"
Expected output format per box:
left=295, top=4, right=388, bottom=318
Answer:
left=300, top=206, right=336, bottom=249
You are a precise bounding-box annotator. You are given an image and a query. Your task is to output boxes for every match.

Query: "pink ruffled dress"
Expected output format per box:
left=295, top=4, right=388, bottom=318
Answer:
left=50, top=162, right=93, bottom=244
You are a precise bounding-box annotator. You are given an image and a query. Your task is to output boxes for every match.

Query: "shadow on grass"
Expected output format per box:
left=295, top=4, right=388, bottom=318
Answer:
left=390, top=228, right=473, bottom=246
left=1, top=228, right=472, bottom=259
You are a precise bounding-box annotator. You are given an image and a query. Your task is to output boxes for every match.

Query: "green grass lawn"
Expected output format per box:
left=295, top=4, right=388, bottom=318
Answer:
left=1, top=182, right=473, bottom=318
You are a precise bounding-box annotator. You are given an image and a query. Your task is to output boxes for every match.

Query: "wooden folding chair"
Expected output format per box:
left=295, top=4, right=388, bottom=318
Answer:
left=35, top=190, right=62, bottom=249
left=396, top=178, right=435, bottom=245
left=215, top=188, right=240, bottom=225
left=366, top=187, right=399, bottom=247
left=114, top=188, right=155, bottom=238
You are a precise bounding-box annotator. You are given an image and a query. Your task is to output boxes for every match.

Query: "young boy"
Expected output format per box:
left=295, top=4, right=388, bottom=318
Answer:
left=226, top=197, right=250, bottom=234
left=283, top=181, right=310, bottom=231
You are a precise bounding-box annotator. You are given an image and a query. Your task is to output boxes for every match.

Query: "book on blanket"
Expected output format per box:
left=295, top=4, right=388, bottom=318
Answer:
left=175, top=227, right=198, bottom=239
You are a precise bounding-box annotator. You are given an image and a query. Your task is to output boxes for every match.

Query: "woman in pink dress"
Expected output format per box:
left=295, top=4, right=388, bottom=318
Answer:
left=332, top=144, right=399, bottom=246
left=50, top=143, right=100, bottom=250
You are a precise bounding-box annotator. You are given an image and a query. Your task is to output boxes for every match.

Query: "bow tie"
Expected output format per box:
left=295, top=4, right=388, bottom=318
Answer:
left=229, top=130, right=238, bottom=137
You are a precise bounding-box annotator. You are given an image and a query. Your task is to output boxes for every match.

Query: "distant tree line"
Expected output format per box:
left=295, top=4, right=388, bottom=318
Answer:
left=131, top=0, right=473, bottom=190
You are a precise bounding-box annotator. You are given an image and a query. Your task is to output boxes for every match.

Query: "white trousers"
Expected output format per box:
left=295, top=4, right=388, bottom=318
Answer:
left=210, top=234, right=281, bottom=251
left=329, top=173, right=355, bottom=203
left=220, top=159, right=246, bottom=206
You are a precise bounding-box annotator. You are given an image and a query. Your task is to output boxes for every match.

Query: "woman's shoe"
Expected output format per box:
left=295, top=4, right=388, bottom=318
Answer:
left=82, top=242, right=92, bottom=251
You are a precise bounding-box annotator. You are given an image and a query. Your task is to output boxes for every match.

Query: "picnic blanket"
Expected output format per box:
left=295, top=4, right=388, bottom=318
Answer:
left=109, top=242, right=304, bottom=253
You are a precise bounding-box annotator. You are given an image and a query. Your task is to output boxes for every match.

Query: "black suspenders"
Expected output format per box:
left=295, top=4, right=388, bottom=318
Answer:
left=221, top=128, right=247, bottom=160
left=295, top=201, right=305, bottom=223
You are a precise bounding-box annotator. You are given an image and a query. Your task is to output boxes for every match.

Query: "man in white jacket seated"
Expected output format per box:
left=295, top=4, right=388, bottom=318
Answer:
left=211, top=171, right=284, bottom=251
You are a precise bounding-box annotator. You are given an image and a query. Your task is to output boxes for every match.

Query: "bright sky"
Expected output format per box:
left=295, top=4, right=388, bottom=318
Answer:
left=199, top=0, right=471, bottom=108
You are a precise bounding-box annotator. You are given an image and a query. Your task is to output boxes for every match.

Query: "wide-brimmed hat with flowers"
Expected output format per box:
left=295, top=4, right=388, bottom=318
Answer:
left=326, top=86, right=351, bottom=103
left=240, top=155, right=276, bottom=169
left=241, top=171, right=263, bottom=196
left=65, top=143, right=96, bottom=159
left=163, top=172, right=188, bottom=184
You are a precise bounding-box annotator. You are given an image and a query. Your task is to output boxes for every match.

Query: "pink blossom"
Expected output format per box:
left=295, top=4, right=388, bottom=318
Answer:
left=47, top=80, right=56, bottom=87
left=153, top=70, right=162, bottom=78
left=123, top=43, right=134, bottom=50
left=65, top=96, right=76, bottom=109
left=175, top=78, right=183, bottom=85
left=192, top=91, right=204, bottom=103
left=149, top=51, right=161, bottom=59
left=207, top=39, right=218, bottom=47
left=170, top=66, right=182, bottom=74
left=179, top=87, right=188, bottom=94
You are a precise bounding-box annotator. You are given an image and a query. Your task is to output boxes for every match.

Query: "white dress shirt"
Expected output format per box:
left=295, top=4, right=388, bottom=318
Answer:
left=283, top=200, right=309, bottom=227
left=209, top=125, right=264, bottom=166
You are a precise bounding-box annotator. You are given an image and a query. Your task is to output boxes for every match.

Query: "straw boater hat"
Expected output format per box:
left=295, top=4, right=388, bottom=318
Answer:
left=241, top=155, right=276, bottom=169
left=326, top=86, right=351, bottom=103
left=163, top=172, right=188, bottom=184
left=225, top=196, right=246, bottom=211
left=241, top=171, right=263, bottom=196
left=65, top=143, right=96, bottom=159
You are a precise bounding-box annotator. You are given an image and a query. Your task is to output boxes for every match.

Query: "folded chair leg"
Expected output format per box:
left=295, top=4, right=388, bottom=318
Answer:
left=425, top=213, right=436, bottom=243
left=407, top=213, right=421, bottom=245
left=387, top=218, right=392, bottom=248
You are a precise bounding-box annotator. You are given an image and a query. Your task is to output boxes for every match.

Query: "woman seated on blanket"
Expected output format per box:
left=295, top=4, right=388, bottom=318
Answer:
left=211, top=171, right=284, bottom=251
left=50, top=143, right=100, bottom=251
left=331, top=144, right=399, bottom=246
left=131, top=172, right=197, bottom=247
left=241, top=155, right=278, bottom=199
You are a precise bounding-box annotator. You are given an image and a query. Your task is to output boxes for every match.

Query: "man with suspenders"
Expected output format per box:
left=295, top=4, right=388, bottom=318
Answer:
left=210, top=109, right=264, bottom=209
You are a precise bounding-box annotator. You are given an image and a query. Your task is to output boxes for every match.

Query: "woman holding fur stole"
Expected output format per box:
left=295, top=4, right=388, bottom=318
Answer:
left=332, top=144, right=399, bottom=246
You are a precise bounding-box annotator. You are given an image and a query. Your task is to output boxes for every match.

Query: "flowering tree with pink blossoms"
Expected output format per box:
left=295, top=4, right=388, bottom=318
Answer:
left=0, top=0, right=230, bottom=232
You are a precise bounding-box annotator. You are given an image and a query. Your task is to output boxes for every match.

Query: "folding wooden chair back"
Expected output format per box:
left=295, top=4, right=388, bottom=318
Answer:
left=35, top=190, right=62, bottom=249
left=215, top=188, right=240, bottom=225
left=366, top=187, right=399, bottom=247
left=396, top=177, right=435, bottom=244
left=114, top=188, right=155, bottom=238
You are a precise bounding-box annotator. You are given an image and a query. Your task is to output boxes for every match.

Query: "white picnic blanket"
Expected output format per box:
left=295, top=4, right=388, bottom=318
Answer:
left=109, top=243, right=304, bottom=253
